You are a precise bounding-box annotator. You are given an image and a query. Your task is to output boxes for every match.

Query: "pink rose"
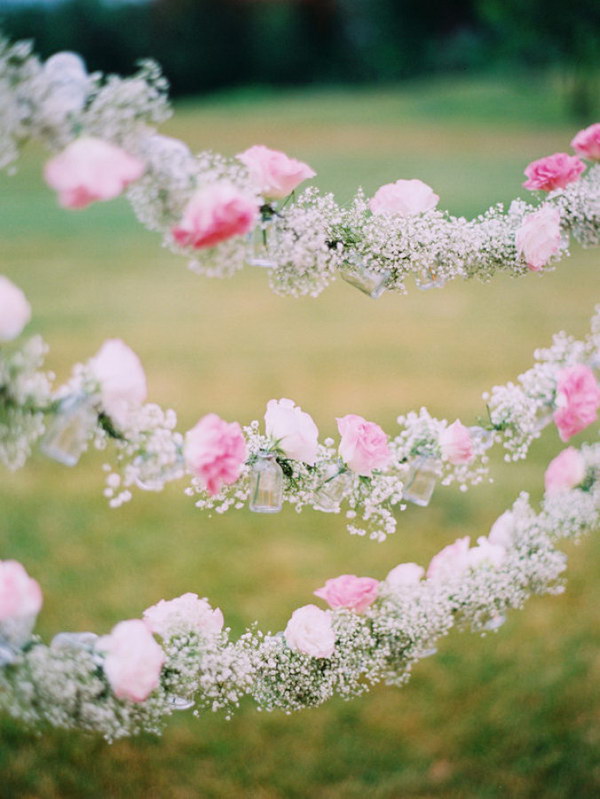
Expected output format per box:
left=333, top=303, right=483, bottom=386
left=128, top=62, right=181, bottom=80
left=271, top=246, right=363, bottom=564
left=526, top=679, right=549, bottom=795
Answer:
left=553, top=364, right=600, bottom=441
left=144, top=592, right=224, bottom=639
left=369, top=179, right=439, bottom=216
left=0, top=276, right=31, bottom=342
left=237, top=145, right=316, bottom=200
left=571, top=123, right=600, bottom=161
left=385, top=562, right=424, bottom=589
left=427, top=536, right=471, bottom=581
left=44, top=137, right=144, bottom=208
left=314, top=574, right=379, bottom=614
left=184, top=413, right=247, bottom=495
left=523, top=152, right=585, bottom=192
left=439, top=419, right=475, bottom=464
left=544, top=447, right=586, bottom=493
left=284, top=604, right=335, bottom=658
left=466, top=537, right=506, bottom=569
left=515, top=206, right=562, bottom=271
left=98, top=619, right=165, bottom=703
left=264, top=398, right=319, bottom=465
left=0, top=560, right=42, bottom=622
left=172, top=183, right=259, bottom=249
left=488, top=511, right=515, bottom=549
left=89, top=339, right=147, bottom=428
left=337, top=414, right=391, bottom=476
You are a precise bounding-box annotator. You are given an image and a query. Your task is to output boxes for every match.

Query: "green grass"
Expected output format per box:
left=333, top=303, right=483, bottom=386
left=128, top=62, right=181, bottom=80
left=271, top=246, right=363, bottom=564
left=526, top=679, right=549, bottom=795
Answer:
left=1, top=76, right=600, bottom=798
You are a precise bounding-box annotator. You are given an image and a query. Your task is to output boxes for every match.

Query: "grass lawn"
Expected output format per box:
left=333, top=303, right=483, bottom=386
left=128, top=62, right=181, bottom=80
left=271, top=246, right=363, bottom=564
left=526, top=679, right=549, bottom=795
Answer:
left=1, top=75, right=599, bottom=798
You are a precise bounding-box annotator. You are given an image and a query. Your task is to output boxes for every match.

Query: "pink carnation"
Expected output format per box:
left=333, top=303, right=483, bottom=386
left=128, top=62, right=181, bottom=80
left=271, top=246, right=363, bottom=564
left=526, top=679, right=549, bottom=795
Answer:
left=553, top=364, right=600, bottom=441
left=144, top=592, right=224, bottom=639
left=172, top=183, right=259, bottom=249
left=237, top=145, right=315, bottom=200
left=544, top=447, right=586, bottom=493
left=44, top=137, right=144, bottom=208
left=284, top=604, right=335, bottom=658
left=571, top=123, right=600, bottom=161
left=515, top=206, right=562, bottom=271
left=523, top=152, right=585, bottom=192
left=369, top=178, right=439, bottom=216
left=314, top=574, right=379, bottom=614
left=0, top=560, right=42, bottom=622
left=99, top=619, right=165, bottom=703
left=184, top=413, right=247, bottom=495
left=427, top=536, right=471, bottom=581
left=439, top=419, right=474, bottom=464
left=337, top=414, right=391, bottom=476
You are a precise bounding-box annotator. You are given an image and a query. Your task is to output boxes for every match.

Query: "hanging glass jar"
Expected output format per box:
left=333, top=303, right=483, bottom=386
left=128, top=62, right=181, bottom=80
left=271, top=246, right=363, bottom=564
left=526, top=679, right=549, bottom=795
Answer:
left=403, top=456, right=438, bottom=507
left=481, top=613, right=506, bottom=632
left=40, top=393, right=96, bottom=467
left=415, top=266, right=446, bottom=291
left=247, top=204, right=278, bottom=268
left=341, top=252, right=391, bottom=299
left=313, top=464, right=352, bottom=513
left=468, top=425, right=495, bottom=451
left=249, top=451, right=284, bottom=513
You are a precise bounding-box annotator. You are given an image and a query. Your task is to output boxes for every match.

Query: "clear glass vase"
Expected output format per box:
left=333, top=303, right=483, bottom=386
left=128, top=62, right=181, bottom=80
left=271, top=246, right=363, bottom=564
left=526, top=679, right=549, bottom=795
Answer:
left=249, top=451, right=284, bottom=513
left=468, top=425, right=495, bottom=451
left=40, top=394, right=96, bottom=466
left=313, top=465, right=352, bottom=513
left=341, top=254, right=390, bottom=299
left=246, top=222, right=277, bottom=268
left=403, top=456, right=438, bottom=507
left=415, top=266, right=446, bottom=291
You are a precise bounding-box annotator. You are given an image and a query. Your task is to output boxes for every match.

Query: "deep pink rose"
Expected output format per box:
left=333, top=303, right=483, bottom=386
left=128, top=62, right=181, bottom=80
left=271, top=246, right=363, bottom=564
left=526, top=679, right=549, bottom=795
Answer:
left=571, top=123, right=600, bottom=161
left=515, top=206, right=562, bottom=271
left=172, top=183, right=259, bottom=249
left=0, top=560, right=42, bottom=622
left=184, top=413, right=247, bottom=495
left=314, top=574, right=379, bottom=614
left=237, top=145, right=316, bottom=200
left=439, top=419, right=474, bottom=464
left=523, top=152, right=585, bottom=192
left=337, top=414, right=391, bottom=476
left=99, top=619, right=165, bottom=703
left=44, top=137, right=144, bottom=208
left=144, top=592, right=224, bottom=639
left=427, top=536, right=471, bottom=581
left=369, top=178, right=439, bottom=216
left=553, top=364, right=600, bottom=441
left=284, top=604, right=335, bottom=658
left=544, top=447, right=586, bottom=493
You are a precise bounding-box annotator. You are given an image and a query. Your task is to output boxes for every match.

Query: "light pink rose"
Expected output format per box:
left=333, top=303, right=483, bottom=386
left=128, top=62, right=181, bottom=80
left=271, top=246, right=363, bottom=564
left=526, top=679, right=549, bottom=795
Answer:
left=439, top=419, right=475, bottom=464
left=89, top=339, right=147, bottom=428
left=237, top=145, right=316, bottom=200
left=544, top=447, right=586, bottom=493
left=0, top=276, right=31, bottom=341
left=184, top=413, right=247, bottom=496
left=427, top=536, right=471, bottom=581
left=314, top=574, right=379, bottom=613
left=369, top=179, right=439, bottom=216
left=284, top=604, right=335, bottom=658
left=144, top=592, right=224, bottom=639
left=171, top=183, right=259, bottom=249
left=553, top=364, right=600, bottom=441
left=515, top=206, right=562, bottom=271
left=466, top=537, right=506, bottom=569
left=44, top=137, right=144, bottom=208
left=0, top=560, right=42, bottom=622
left=571, top=123, right=600, bottom=161
left=264, top=398, right=319, bottom=465
left=98, top=619, right=165, bottom=703
left=488, top=511, right=515, bottom=549
left=523, top=152, right=585, bottom=192
left=337, top=414, right=391, bottom=476
left=385, top=562, right=425, bottom=589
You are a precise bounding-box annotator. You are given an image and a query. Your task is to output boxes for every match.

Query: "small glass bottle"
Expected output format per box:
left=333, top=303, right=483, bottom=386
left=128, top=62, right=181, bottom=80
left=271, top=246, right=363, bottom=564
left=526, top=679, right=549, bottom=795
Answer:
left=481, top=613, right=506, bottom=632
left=403, top=456, right=438, bottom=507
left=246, top=222, right=277, bottom=268
left=40, top=393, right=96, bottom=467
left=415, top=267, right=445, bottom=291
left=249, top=451, right=284, bottom=513
left=468, top=425, right=495, bottom=451
left=341, top=253, right=390, bottom=299
left=313, top=465, right=352, bottom=513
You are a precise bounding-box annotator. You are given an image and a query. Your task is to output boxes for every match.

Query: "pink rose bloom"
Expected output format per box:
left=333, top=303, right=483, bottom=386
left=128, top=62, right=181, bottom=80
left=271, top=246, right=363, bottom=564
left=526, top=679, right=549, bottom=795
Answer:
left=184, top=413, right=247, bottom=496
left=284, top=604, right=335, bottom=658
left=439, top=419, right=475, bottom=464
left=385, top=562, right=425, bottom=589
left=369, top=178, right=439, bottom=216
left=172, top=183, right=259, bottom=249
left=544, top=447, right=586, bottom=493
left=144, top=592, right=224, bottom=639
left=571, top=123, right=600, bottom=161
left=89, top=339, right=147, bottom=428
left=488, top=511, right=515, bottom=549
left=314, top=574, right=379, bottom=613
left=553, top=364, right=600, bottom=441
left=337, top=414, right=391, bottom=476
left=523, top=152, right=585, bottom=192
left=0, top=276, right=31, bottom=341
left=44, top=137, right=144, bottom=208
left=0, top=560, right=42, bottom=622
left=466, top=537, right=506, bottom=569
left=427, top=536, right=471, bottom=581
left=264, top=398, right=319, bottom=465
left=237, top=145, right=316, bottom=200
left=98, top=619, right=165, bottom=703
left=515, top=206, right=562, bottom=271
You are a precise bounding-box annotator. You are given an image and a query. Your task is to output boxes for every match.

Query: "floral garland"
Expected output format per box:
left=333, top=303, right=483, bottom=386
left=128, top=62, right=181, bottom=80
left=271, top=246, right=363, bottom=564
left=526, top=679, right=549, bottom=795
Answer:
left=1, top=36, right=600, bottom=300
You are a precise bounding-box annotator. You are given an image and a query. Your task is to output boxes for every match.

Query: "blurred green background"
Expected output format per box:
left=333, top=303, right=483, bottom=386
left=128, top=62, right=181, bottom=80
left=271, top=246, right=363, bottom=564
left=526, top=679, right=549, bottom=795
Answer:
left=1, top=53, right=600, bottom=799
